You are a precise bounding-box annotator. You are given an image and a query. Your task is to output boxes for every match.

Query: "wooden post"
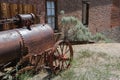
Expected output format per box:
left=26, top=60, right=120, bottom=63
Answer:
left=0, top=3, right=10, bottom=30
left=10, top=3, right=18, bottom=29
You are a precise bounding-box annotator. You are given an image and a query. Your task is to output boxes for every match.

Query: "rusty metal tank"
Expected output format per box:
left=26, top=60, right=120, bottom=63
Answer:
left=0, top=24, right=55, bottom=65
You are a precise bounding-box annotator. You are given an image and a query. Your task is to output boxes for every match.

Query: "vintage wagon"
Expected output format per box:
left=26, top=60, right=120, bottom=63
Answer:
left=0, top=13, right=73, bottom=74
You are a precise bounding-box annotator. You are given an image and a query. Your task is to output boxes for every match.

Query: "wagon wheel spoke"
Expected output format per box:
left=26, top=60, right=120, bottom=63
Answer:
left=64, top=48, right=70, bottom=55
left=51, top=40, right=73, bottom=74
left=60, top=42, right=65, bottom=55
left=65, top=61, right=68, bottom=66
left=56, top=48, right=61, bottom=57
left=61, top=61, right=64, bottom=69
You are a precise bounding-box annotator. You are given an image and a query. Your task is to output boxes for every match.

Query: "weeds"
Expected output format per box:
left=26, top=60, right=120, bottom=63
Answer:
left=16, top=71, right=32, bottom=80
left=60, top=15, right=113, bottom=42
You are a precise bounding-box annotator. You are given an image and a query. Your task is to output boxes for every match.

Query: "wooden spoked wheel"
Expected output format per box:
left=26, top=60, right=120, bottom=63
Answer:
left=51, top=40, right=73, bottom=74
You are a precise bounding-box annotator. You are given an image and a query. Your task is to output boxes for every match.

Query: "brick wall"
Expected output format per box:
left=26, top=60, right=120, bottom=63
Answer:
left=35, top=0, right=46, bottom=23
left=89, top=0, right=112, bottom=33
left=57, top=0, right=112, bottom=34
left=111, top=0, right=120, bottom=27
left=102, top=26, right=120, bottom=42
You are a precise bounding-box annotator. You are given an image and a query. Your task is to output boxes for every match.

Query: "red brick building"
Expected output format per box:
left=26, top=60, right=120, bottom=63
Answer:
left=0, top=0, right=120, bottom=41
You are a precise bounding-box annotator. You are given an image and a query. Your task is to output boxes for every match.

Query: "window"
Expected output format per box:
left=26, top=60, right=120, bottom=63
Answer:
left=46, top=1, right=57, bottom=30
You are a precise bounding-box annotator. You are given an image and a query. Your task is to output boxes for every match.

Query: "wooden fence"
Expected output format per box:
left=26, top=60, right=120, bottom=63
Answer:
left=0, top=3, right=36, bottom=30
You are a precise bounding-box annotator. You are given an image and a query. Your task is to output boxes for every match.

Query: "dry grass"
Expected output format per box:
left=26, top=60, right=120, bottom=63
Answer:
left=53, top=50, right=120, bottom=80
